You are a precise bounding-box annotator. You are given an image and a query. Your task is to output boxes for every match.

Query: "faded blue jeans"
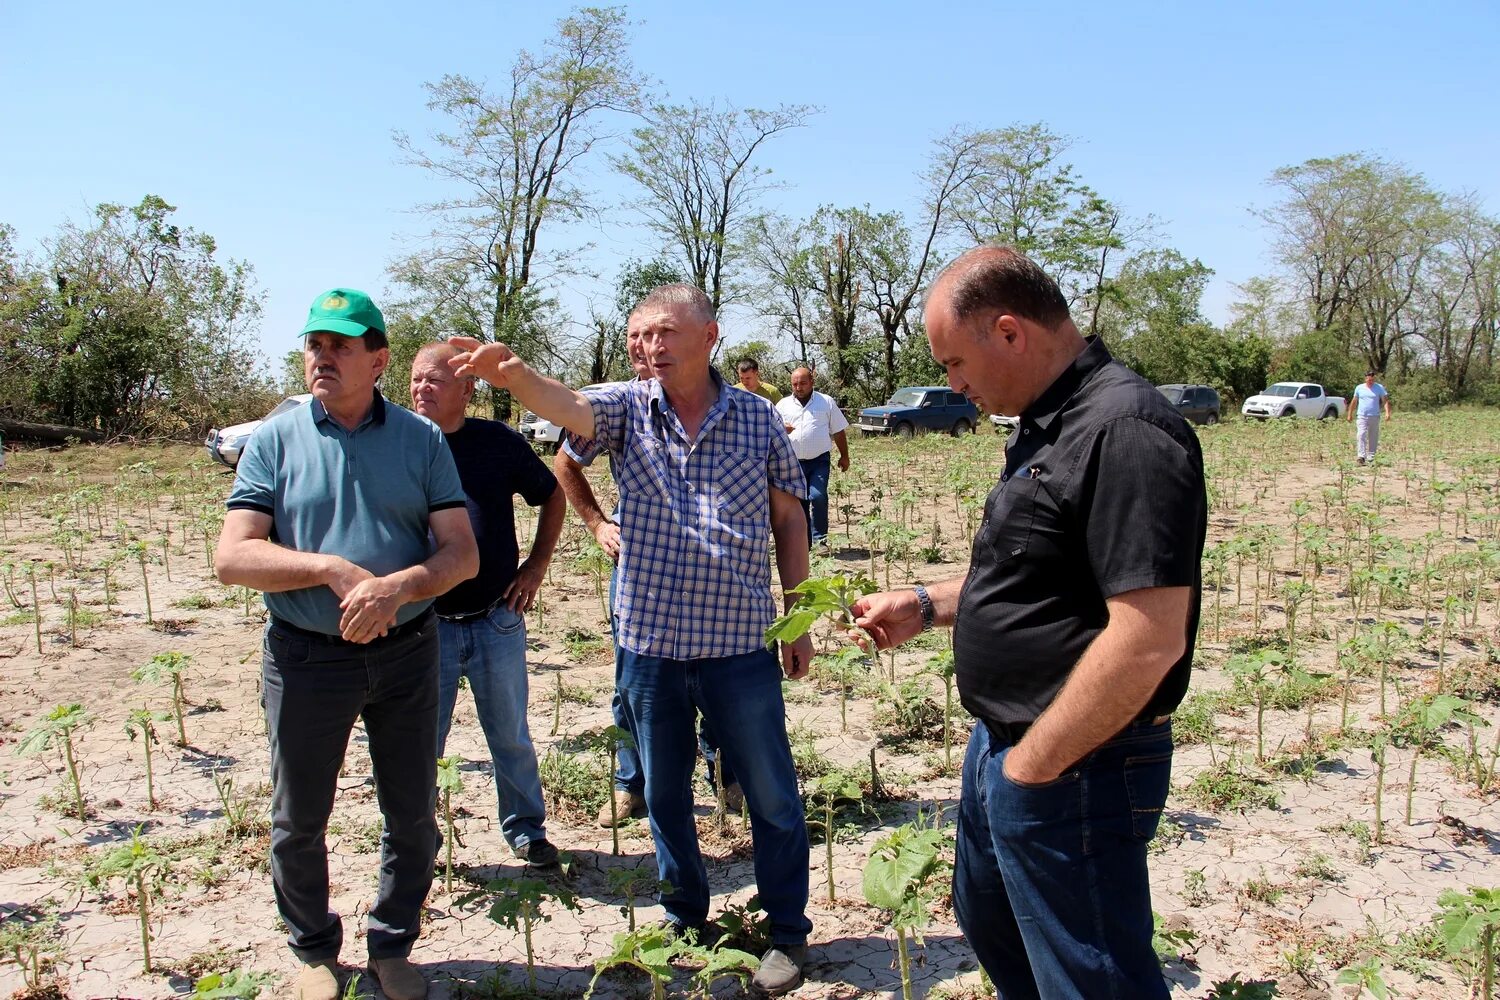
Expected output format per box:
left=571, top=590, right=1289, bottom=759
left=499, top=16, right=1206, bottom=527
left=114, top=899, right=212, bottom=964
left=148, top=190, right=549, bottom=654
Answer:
left=436, top=605, right=547, bottom=851
left=952, top=718, right=1173, bottom=999
left=619, top=645, right=811, bottom=945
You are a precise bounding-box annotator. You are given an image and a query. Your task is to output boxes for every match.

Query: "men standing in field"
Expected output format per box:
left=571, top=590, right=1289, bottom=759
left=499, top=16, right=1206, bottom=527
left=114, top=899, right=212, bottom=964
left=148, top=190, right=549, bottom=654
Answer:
left=1348, top=370, right=1392, bottom=465
left=216, top=289, right=478, bottom=1000
left=553, top=333, right=741, bottom=827
left=851, top=248, right=1206, bottom=998
left=775, top=367, right=850, bottom=549
left=450, top=284, right=815, bottom=996
left=733, top=357, right=782, bottom=404
left=409, top=342, right=565, bottom=867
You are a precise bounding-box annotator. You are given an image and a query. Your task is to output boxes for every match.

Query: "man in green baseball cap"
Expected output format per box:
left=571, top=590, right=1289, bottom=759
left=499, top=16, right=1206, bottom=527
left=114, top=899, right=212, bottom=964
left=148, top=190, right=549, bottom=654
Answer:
left=216, top=286, right=478, bottom=1000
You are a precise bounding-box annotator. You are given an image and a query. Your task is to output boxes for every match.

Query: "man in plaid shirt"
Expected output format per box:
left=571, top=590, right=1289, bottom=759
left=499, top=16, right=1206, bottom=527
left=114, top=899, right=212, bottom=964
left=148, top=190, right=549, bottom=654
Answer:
left=450, top=284, right=814, bottom=995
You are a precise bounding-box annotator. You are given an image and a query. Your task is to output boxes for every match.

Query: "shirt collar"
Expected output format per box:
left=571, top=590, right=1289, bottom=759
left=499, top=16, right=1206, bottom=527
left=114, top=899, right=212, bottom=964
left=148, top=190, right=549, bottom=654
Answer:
left=310, top=390, right=387, bottom=430
left=1020, top=336, right=1111, bottom=433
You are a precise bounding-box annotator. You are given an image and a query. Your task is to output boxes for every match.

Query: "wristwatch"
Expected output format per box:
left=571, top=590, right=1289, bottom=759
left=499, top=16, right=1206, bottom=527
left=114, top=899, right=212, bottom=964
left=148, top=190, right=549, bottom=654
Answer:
left=913, top=585, right=935, bottom=632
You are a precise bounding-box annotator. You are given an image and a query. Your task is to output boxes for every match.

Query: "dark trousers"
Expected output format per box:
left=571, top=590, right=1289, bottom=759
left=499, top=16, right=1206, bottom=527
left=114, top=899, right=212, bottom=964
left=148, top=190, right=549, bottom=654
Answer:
left=952, top=719, right=1173, bottom=999
left=262, top=613, right=440, bottom=962
left=799, top=452, right=831, bottom=545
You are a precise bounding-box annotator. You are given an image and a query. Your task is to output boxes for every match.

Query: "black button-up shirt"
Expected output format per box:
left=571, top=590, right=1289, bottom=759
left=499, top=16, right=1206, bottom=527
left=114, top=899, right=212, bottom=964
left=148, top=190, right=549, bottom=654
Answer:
left=953, top=336, right=1207, bottom=726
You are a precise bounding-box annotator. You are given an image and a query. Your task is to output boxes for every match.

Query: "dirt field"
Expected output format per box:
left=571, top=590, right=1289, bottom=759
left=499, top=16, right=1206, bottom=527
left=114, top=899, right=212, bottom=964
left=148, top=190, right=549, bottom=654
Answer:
left=1, top=408, right=1497, bottom=999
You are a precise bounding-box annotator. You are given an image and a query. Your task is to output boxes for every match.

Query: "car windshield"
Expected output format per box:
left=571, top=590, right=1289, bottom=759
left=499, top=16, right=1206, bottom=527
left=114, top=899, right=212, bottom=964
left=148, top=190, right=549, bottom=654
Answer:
left=264, top=397, right=306, bottom=419
left=886, top=389, right=925, bottom=407
left=1157, top=386, right=1185, bottom=404
left=1263, top=385, right=1298, bottom=397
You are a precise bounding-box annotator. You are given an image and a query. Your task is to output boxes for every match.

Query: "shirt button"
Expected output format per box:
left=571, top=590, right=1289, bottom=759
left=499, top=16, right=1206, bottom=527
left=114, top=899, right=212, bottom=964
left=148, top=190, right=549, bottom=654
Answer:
left=1001, top=474, right=1009, bottom=482
left=1022, top=428, right=1030, bottom=435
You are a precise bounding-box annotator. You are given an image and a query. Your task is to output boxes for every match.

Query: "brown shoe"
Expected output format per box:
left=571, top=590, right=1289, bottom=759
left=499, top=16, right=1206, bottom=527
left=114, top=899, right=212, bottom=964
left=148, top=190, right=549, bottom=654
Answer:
left=294, top=960, right=340, bottom=1000
left=367, top=956, right=427, bottom=1000
left=597, top=788, right=647, bottom=827
left=721, top=782, right=745, bottom=813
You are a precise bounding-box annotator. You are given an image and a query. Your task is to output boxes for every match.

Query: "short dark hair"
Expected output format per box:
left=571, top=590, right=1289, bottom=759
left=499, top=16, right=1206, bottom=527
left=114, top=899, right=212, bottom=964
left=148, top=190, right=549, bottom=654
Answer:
left=1366, top=370, right=1378, bottom=378
left=362, top=327, right=389, bottom=351
left=935, top=246, right=1071, bottom=330
left=736, top=358, right=760, bottom=373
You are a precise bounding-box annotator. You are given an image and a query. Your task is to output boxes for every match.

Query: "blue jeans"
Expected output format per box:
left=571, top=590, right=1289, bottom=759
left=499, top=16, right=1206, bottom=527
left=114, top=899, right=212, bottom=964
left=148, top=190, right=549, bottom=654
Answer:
left=262, top=614, right=439, bottom=962
left=610, top=568, right=732, bottom=794
left=799, top=452, right=831, bottom=545
left=618, top=646, right=811, bottom=944
left=952, top=719, right=1173, bottom=999
left=436, top=606, right=547, bottom=850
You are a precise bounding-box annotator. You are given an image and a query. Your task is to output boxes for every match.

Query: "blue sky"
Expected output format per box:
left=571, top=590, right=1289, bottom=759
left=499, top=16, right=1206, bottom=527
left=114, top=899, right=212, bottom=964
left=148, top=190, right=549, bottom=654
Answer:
left=4, top=0, right=1496, bottom=369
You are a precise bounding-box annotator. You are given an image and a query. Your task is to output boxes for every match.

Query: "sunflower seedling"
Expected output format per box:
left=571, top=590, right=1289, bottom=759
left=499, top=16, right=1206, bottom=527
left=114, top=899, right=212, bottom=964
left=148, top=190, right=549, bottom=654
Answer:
left=16, top=702, right=91, bottom=819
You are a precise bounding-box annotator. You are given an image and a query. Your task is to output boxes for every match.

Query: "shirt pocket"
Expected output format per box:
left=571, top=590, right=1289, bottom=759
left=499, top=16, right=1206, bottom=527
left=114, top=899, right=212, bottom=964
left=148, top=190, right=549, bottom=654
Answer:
left=716, top=449, right=766, bottom=519
left=985, top=476, right=1042, bottom=565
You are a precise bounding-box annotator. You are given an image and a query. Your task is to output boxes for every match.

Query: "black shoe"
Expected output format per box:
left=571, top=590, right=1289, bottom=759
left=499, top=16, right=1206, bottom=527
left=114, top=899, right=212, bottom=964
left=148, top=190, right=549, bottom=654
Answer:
left=514, top=838, right=560, bottom=868
left=751, top=944, right=807, bottom=995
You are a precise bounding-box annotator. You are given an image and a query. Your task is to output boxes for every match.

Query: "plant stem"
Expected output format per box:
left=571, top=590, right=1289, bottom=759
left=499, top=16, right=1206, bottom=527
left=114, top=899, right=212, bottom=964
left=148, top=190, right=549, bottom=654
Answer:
left=136, top=871, right=151, bottom=974
left=172, top=675, right=186, bottom=746
left=63, top=733, right=85, bottom=820
left=143, top=723, right=156, bottom=810
left=609, top=746, right=620, bottom=857
left=896, top=926, right=913, bottom=1000
left=443, top=788, right=454, bottom=894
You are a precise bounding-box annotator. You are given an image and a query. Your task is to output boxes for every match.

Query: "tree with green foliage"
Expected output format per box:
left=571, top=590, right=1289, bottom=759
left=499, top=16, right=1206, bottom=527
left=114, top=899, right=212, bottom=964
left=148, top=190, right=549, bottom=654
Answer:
left=613, top=99, right=814, bottom=313
left=392, top=6, right=645, bottom=415
left=0, top=196, right=269, bottom=436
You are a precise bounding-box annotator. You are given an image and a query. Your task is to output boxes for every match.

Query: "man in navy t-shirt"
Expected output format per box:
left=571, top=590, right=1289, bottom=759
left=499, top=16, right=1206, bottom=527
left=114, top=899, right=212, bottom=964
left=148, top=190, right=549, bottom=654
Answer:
left=411, top=342, right=564, bottom=867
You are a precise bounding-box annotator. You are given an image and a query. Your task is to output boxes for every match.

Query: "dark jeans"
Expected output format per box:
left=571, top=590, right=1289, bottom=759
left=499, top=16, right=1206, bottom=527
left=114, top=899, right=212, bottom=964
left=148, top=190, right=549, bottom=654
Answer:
left=618, top=645, right=811, bottom=944
left=952, top=718, right=1173, bottom=999
left=262, top=613, right=440, bottom=963
left=799, top=452, right=831, bottom=545
left=609, top=567, right=732, bottom=794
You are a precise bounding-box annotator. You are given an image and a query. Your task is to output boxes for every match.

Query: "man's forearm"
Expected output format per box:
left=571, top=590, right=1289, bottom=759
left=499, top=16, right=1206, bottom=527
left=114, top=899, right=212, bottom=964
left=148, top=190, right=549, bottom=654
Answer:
left=771, top=510, right=810, bottom=606
left=833, top=429, right=849, bottom=461
left=216, top=539, right=341, bottom=594
left=554, top=451, right=610, bottom=531
left=384, top=539, right=478, bottom=606
left=923, top=576, right=965, bottom=628
left=1009, top=590, right=1187, bottom=779
left=508, top=366, right=596, bottom=438
left=528, top=489, right=565, bottom=566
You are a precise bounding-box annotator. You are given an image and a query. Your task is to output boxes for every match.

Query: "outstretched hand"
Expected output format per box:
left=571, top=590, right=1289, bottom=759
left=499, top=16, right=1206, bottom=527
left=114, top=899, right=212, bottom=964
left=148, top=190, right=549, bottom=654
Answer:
left=846, top=589, right=924, bottom=653
left=447, top=336, right=524, bottom=387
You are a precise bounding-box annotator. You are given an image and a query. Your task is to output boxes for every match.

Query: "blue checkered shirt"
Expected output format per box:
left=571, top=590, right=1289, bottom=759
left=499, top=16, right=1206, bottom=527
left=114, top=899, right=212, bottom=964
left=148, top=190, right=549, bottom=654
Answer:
left=570, top=374, right=807, bottom=660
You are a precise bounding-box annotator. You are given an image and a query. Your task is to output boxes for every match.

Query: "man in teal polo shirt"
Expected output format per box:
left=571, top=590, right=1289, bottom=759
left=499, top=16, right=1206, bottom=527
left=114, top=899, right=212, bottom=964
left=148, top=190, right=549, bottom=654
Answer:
left=215, top=288, right=478, bottom=1000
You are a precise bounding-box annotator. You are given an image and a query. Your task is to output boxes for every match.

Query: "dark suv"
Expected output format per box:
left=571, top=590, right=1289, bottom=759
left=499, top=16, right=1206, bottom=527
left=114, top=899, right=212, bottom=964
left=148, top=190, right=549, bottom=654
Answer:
left=857, top=386, right=979, bottom=437
left=1157, top=383, right=1221, bottom=425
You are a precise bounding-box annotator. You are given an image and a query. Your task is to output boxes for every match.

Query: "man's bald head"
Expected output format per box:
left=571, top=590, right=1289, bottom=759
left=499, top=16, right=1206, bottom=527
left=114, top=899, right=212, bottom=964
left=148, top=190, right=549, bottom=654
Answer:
left=930, top=245, right=1072, bottom=332
left=790, top=367, right=814, bottom=402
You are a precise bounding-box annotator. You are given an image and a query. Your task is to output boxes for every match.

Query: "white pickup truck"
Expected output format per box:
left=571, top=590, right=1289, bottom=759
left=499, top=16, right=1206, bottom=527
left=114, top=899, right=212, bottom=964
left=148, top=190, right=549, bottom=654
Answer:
left=1240, top=382, right=1347, bottom=420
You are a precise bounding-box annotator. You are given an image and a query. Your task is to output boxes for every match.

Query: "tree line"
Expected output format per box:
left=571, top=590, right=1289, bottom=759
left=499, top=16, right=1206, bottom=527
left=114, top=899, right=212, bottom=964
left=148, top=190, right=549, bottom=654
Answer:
left=3, top=6, right=1496, bottom=436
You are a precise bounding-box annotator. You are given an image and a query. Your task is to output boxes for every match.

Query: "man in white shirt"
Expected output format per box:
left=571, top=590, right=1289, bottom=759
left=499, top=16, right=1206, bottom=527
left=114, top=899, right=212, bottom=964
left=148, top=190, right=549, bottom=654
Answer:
left=775, top=367, right=851, bottom=549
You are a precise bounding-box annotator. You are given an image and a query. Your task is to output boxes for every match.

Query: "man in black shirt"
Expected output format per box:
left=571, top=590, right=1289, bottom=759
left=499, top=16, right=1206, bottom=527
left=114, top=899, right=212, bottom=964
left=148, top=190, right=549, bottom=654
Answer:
left=411, top=342, right=565, bottom=867
left=852, top=246, right=1205, bottom=998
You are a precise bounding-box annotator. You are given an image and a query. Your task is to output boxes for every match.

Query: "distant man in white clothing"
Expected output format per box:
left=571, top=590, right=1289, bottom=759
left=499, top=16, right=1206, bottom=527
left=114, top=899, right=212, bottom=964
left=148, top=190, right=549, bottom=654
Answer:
left=1347, top=370, right=1392, bottom=465
left=775, top=367, right=850, bottom=548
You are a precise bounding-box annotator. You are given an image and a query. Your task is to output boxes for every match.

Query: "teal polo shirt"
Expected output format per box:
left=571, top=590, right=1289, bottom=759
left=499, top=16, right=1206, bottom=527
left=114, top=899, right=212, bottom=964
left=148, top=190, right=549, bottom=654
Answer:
left=226, top=392, right=467, bottom=635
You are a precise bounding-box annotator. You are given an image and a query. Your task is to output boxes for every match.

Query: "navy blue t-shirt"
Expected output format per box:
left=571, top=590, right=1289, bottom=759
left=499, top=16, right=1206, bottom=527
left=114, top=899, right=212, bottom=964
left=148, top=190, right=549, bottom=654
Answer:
left=434, top=418, right=558, bottom=617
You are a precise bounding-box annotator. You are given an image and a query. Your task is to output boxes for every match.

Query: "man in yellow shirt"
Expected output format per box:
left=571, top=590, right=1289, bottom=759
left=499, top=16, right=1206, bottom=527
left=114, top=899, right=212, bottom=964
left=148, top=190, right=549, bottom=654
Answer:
left=733, top=358, right=782, bottom=404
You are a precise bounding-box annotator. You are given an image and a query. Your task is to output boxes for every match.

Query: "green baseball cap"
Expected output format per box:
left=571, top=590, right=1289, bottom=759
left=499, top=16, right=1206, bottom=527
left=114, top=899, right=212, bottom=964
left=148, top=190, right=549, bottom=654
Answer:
left=299, top=288, right=386, bottom=338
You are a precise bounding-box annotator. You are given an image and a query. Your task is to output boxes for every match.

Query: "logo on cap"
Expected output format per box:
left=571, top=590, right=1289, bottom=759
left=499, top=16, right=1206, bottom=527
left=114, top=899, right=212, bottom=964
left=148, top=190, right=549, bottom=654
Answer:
left=322, top=294, right=348, bottom=310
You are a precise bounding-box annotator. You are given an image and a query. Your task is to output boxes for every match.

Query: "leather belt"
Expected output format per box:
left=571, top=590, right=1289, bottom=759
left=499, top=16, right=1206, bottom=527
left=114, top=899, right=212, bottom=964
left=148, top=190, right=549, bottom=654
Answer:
left=986, top=713, right=1172, bottom=747
left=437, top=593, right=510, bottom=625
left=269, top=608, right=434, bottom=646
